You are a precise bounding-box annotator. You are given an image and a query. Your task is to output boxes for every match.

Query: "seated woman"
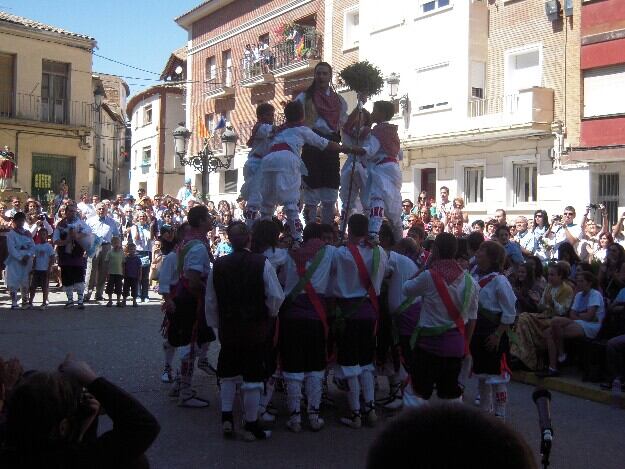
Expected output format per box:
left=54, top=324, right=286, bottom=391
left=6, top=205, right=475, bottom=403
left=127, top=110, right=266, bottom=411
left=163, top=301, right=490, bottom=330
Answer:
left=598, top=243, right=625, bottom=303
left=511, top=261, right=543, bottom=315
left=538, top=270, right=605, bottom=377
left=511, top=261, right=574, bottom=371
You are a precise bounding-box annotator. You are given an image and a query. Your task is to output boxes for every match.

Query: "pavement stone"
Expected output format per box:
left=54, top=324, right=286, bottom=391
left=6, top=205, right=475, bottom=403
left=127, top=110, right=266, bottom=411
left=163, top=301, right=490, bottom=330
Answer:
left=2, top=288, right=625, bottom=469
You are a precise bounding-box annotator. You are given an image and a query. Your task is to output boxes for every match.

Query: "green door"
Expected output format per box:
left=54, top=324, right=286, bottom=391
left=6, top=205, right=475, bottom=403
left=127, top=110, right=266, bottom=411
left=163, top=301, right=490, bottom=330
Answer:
left=31, top=154, right=76, bottom=209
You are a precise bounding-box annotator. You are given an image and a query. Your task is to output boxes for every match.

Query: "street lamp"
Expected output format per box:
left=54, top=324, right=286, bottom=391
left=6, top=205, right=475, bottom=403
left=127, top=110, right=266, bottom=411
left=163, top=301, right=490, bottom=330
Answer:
left=93, top=85, right=105, bottom=110
left=172, top=123, right=239, bottom=200
left=387, top=73, right=400, bottom=99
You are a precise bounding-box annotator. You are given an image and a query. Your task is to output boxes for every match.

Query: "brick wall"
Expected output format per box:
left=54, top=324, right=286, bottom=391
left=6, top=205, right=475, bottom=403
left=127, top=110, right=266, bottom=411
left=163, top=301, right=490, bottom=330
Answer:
left=331, top=0, right=359, bottom=72
left=188, top=0, right=323, bottom=154
left=486, top=0, right=581, bottom=147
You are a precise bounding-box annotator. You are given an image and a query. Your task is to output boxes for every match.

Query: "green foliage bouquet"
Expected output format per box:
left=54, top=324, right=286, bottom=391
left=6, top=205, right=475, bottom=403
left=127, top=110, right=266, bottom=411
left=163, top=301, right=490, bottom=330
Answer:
left=338, top=61, right=384, bottom=100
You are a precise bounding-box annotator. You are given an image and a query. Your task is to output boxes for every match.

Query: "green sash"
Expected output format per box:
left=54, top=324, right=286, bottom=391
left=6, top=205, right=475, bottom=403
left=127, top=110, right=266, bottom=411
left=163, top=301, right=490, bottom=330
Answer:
left=288, top=246, right=326, bottom=300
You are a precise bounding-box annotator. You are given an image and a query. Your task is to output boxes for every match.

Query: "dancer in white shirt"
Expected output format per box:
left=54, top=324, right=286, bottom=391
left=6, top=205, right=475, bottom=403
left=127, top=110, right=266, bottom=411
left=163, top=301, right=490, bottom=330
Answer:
left=6, top=212, right=35, bottom=308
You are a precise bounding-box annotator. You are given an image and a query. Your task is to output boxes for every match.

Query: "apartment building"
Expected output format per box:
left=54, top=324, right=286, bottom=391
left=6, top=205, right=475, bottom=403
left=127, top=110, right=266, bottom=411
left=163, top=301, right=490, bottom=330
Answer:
left=0, top=11, right=97, bottom=205
left=175, top=0, right=324, bottom=203
left=568, top=0, right=625, bottom=225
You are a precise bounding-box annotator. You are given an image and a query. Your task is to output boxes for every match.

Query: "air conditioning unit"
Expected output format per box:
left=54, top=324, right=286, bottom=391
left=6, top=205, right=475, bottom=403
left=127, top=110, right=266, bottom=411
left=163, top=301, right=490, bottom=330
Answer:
left=545, top=0, right=561, bottom=22
left=564, top=0, right=574, bottom=17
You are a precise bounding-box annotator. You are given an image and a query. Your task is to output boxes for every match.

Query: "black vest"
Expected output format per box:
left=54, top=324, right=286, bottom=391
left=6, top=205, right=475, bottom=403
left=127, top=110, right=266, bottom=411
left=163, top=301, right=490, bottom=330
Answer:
left=213, top=250, right=269, bottom=345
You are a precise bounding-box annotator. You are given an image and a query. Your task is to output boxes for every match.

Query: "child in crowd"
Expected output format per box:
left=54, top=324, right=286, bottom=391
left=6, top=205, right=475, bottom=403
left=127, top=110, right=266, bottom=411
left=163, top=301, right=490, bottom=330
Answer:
left=260, top=101, right=360, bottom=243
left=122, top=242, right=142, bottom=307
left=6, top=212, right=35, bottom=309
left=105, top=236, right=124, bottom=307
left=361, top=101, right=403, bottom=243
left=241, top=103, right=275, bottom=228
left=150, top=239, right=163, bottom=289
left=29, top=227, right=55, bottom=309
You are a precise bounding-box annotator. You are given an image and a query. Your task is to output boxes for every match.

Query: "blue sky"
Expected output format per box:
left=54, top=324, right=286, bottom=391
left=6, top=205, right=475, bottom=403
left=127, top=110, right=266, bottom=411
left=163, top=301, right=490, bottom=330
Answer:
left=1, top=0, right=201, bottom=96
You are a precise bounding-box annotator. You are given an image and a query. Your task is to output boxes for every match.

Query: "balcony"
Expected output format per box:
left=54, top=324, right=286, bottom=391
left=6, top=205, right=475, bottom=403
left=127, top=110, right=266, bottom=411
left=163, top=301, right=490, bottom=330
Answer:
left=0, top=90, right=94, bottom=128
left=203, top=66, right=236, bottom=98
left=240, top=58, right=275, bottom=88
left=269, top=27, right=322, bottom=78
left=467, top=87, right=554, bottom=130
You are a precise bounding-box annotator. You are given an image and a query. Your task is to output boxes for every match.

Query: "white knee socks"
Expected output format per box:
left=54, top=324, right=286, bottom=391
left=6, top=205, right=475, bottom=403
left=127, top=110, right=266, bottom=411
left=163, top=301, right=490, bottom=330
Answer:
left=304, top=375, right=323, bottom=413
left=259, top=376, right=276, bottom=414
left=346, top=376, right=361, bottom=412
left=286, top=379, right=303, bottom=421
left=242, top=382, right=263, bottom=423
left=494, top=383, right=508, bottom=419
left=220, top=378, right=238, bottom=412
left=478, top=378, right=493, bottom=413
left=359, top=368, right=375, bottom=406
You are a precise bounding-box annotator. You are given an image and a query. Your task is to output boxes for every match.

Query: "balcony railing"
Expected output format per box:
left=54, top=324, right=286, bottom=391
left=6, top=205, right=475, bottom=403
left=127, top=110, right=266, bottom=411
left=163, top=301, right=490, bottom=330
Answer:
left=467, top=87, right=554, bottom=128
left=270, top=28, right=322, bottom=76
left=204, top=66, right=236, bottom=97
left=0, top=90, right=94, bottom=127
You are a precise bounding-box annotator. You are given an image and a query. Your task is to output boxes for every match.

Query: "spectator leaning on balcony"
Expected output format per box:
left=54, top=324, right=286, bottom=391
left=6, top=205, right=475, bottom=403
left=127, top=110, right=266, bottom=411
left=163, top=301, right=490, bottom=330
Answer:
left=296, top=61, right=348, bottom=225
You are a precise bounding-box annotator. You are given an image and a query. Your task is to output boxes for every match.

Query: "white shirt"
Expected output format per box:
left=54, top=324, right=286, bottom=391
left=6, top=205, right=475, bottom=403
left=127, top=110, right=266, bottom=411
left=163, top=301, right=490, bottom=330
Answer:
left=272, top=125, right=329, bottom=157
left=263, top=247, right=289, bottom=285
left=7, top=229, right=35, bottom=263
left=403, top=267, right=479, bottom=329
left=77, top=202, right=96, bottom=219
left=330, top=243, right=388, bottom=298
left=474, top=273, right=517, bottom=325
left=130, top=223, right=152, bottom=252
left=515, top=230, right=536, bottom=254
left=86, top=215, right=119, bottom=243
left=248, top=123, right=273, bottom=158
left=387, top=251, right=419, bottom=314
left=361, top=122, right=402, bottom=164
left=552, top=223, right=582, bottom=256
left=295, top=90, right=348, bottom=135
left=33, top=243, right=55, bottom=271
left=283, top=245, right=335, bottom=296
left=158, top=251, right=178, bottom=295
left=25, top=219, right=53, bottom=237
left=204, top=257, right=285, bottom=328
left=176, top=186, right=192, bottom=207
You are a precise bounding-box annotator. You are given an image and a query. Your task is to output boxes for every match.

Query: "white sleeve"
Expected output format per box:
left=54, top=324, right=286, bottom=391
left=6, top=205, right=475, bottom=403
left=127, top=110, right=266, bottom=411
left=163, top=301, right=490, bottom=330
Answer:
left=466, top=277, right=479, bottom=320
left=402, top=270, right=430, bottom=298
left=362, top=135, right=382, bottom=160
left=338, top=94, right=348, bottom=127
left=302, top=127, right=329, bottom=150
left=263, top=259, right=285, bottom=317
left=496, top=277, right=517, bottom=325
left=7, top=232, right=20, bottom=260
left=204, top=269, right=220, bottom=328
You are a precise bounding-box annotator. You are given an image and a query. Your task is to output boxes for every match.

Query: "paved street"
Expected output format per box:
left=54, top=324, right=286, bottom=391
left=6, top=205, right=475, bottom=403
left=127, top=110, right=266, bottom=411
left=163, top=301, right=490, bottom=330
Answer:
left=2, top=289, right=625, bottom=469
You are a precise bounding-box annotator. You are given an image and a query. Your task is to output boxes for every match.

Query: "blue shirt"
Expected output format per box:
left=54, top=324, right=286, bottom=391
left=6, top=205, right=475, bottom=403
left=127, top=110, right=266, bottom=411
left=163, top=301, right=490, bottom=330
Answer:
left=504, top=241, right=524, bottom=264
left=615, top=288, right=625, bottom=304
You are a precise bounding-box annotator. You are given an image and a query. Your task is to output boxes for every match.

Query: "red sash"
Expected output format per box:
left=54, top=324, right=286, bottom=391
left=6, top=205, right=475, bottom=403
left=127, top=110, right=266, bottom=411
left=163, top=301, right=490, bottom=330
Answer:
left=295, top=259, right=329, bottom=337
left=430, top=271, right=469, bottom=354
left=347, top=243, right=380, bottom=318
left=270, top=142, right=293, bottom=153
left=479, top=273, right=498, bottom=288
left=376, top=156, right=398, bottom=166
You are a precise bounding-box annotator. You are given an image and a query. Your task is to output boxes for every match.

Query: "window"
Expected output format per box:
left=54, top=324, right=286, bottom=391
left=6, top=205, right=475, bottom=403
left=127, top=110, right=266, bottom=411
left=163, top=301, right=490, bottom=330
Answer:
left=223, top=170, right=238, bottom=193
left=463, top=166, right=484, bottom=204
left=41, top=60, right=69, bottom=124
left=222, top=50, right=233, bottom=87
left=505, top=45, right=542, bottom=94
left=596, top=173, right=619, bottom=227
left=205, top=113, right=214, bottom=135
left=421, top=0, right=450, bottom=14
left=343, top=7, right=360, bottom=50
left=583, top=64, right=625, bottom=118
left=205, top=56, right=216, bottom=81
left=513, top=163, right=537, bottom=204
left=415, top=64, right=450, bottom=111
left=143, top=104, right=152, bottom=125
left=0, top=53, right=15, bottom=117
left=142, top=146, right=151, bottom=165
left=470, top=61, right=485, bottom=99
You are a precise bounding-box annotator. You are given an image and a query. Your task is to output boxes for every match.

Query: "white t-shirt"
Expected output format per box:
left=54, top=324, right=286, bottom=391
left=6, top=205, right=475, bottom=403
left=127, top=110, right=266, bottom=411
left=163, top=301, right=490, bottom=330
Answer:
left=571, top=289, right=605, bottom=339
left=33, top=243, right=55, bottom=271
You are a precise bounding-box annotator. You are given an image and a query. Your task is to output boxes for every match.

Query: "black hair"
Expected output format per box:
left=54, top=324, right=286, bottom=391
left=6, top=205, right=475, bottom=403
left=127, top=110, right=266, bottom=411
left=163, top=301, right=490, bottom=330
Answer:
left=495, top=225, right=510, bottom=237
left=533, top=209, right=550, bottom=230
left=284, top=100, right=304, bottom=123
left=379, top=222, right=395, bottom=247
left=304, top=61, right=333, bottom=98
left=466, top=231, right=484, bottom=253
left=577, top=270, right=598, bottom=289
left=348, top=213, right=368, bottom=237
left=373, top=100, right=395, bottom=121
left=303, top=222, right=324, bottom=242
left=366, top=404, right=537, bottom=469
left=480, top=241, right=506, bottom=273
left=251, top=219, right=281, bottom=253
left=227, top=221, right=250, bottom=251
left=433, top=232, right=457, bottom=260
left=407, top=224, right=425, bottom=242
left=557, top=242, right=580, bottom=265
left=529, top=255, right=545, bottom=279
left=12, top=211, right=26, bottom=222
left=187, top=205, right=209, bottom=228
left=455, top=237, right=469, bottom=261
left=471, top=219, right=485, bottom=230
left=256, top=102, right=275, bottom=119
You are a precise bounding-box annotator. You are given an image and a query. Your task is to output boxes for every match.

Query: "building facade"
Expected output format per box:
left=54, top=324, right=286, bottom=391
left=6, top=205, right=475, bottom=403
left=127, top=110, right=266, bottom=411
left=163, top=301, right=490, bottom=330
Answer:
left=0, top=11, right=97, bottom=206
left=127, top=85, right=185, bottom=197
left=175, top=0, right=325, bottom=204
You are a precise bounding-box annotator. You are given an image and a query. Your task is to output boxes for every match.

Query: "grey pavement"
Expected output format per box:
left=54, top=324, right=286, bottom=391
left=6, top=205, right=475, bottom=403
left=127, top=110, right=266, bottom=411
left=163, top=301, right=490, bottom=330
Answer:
left=2, top=288, right=625, bottom=469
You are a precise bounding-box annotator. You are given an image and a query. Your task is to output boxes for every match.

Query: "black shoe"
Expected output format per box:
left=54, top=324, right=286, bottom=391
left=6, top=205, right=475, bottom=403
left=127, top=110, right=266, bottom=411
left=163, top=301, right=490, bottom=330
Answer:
left=536, top=368, right=560, bottom=378
left=116, top=300, right=123, bottom=307
left=95, top=296, right=104, bottom=302
left=105, top=300, right=113, bottom=307
left=132, top=299, right=138, bottom=307
left=243, top=421, right=271, bottom=441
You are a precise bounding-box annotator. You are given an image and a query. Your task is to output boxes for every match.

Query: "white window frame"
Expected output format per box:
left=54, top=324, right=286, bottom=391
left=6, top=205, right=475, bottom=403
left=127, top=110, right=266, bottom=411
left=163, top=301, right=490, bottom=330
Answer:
left=414, top=62, right=451, bottom=114
left=205, top=56, right=216, bottom=81
left=417, top=0, right=453, bottom=19
left=583, top=64, right=625, bottom=118
left=455, top=159, right=486, bottom=210
left=143, top=104, right=152, bottom=126
left=504, top=43, right=543, bottom=96
left=142, top=146, right=151, bottom=166
left=343, top=6, right=360, bottom=51
left=504, top=154, right=540, bottom=209
left=513, top=162, right=538, bottom=205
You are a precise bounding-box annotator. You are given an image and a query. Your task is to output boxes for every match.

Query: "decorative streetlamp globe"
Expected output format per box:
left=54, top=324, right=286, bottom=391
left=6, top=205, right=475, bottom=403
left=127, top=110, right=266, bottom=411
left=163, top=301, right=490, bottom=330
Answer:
left=94, top=85, right=105, bottom=108
left=387, top=73, right=400, bottom=99
left=173, top=123, right=191, bottom=158
left=221, top=126, right=238, bottom=159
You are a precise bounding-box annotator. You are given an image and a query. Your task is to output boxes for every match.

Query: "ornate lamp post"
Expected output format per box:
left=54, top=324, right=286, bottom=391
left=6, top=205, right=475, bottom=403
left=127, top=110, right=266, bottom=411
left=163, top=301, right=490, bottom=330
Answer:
left=173, top=123, right=238, bottom=201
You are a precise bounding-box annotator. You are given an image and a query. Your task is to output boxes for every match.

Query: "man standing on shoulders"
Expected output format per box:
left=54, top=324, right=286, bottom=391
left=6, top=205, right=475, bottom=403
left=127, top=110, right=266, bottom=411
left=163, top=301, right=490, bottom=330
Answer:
left=85, top=202, right=119, bottom=302
left=205, top=221, right=284, bottom=441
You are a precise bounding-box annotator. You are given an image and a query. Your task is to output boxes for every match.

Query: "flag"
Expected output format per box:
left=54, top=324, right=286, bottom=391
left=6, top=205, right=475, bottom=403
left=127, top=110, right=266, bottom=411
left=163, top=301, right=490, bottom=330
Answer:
left=215, top=115, right=226, bottom=131
left=197, top=115, right=208, bottom=139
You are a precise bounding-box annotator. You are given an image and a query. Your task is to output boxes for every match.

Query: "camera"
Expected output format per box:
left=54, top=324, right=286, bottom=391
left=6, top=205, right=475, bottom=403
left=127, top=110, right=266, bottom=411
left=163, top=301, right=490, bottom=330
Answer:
left=38, top=214, right=47, bottom=221
left=552, top=215, right=563, bottom=222
left=588, top=204, right=599, bottom=210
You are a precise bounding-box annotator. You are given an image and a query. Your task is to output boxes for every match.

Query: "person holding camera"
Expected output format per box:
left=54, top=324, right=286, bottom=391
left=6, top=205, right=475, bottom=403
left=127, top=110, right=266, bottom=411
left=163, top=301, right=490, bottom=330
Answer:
left=545, top=205, right=582, bottom=259
left=1, top=355, right=160, bottom=468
